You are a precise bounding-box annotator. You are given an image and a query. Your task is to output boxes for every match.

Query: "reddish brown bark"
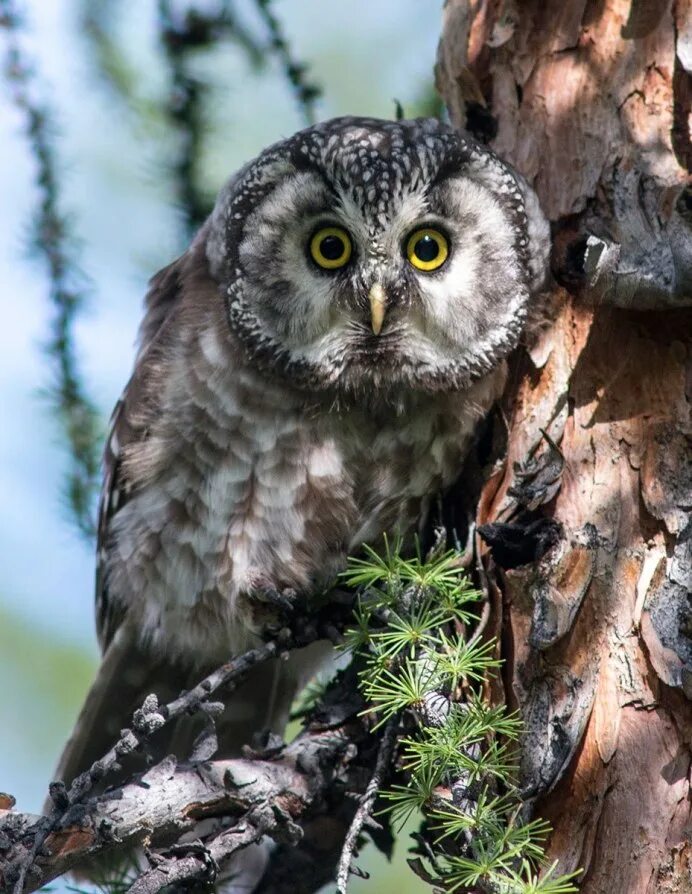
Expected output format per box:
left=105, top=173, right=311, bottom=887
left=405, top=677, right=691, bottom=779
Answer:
left=438, top=2, right=692, bottom=891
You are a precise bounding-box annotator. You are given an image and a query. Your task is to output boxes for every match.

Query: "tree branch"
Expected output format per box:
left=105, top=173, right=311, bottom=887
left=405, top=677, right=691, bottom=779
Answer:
left=7, top=638, right=285, bottom=894
left=1, top=713, right=370, bottom=894
left=336, top=717, right=399, bottom=894
left=0, top=599, right=367, bottom=894
left=0, top=0, right=101, bottom=538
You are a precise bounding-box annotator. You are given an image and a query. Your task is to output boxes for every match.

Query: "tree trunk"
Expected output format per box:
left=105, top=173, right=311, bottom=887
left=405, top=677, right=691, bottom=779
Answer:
left=437, top=2, right=692, bottom=892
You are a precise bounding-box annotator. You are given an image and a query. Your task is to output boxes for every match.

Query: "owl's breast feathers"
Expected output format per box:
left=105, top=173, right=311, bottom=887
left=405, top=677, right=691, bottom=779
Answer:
left=98, top=238, right=504, bottom=663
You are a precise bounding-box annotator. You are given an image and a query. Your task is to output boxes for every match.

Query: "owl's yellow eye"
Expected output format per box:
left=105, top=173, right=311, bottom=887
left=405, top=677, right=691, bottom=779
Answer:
left=406, top=228, right=449, bottom=272
left=310, top=227, right=352, bottom=270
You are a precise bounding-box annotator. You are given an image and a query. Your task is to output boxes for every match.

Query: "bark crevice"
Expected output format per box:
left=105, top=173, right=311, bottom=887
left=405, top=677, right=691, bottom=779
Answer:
left=439, top=3, right=692, bottom=891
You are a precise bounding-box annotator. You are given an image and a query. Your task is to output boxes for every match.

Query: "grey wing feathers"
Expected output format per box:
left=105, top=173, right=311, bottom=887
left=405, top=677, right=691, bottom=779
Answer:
left=95, top=252, right=190, bottom=649
left=135, top=253, right=189, bottom=361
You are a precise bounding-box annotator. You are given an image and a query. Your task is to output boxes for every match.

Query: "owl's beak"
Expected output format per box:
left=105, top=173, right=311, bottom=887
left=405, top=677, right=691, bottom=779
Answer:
left=369, top=283, right=387, bottom=336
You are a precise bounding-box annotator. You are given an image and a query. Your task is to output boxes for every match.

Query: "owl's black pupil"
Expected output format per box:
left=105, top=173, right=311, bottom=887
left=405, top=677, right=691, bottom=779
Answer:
left=320, top=235, right=344, bottom=260
left=414, top=235, right=439, bottom=262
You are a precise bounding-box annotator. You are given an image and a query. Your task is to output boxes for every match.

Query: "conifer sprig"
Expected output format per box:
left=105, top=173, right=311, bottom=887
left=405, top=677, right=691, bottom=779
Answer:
left=341, top=539, right=580, bottom=894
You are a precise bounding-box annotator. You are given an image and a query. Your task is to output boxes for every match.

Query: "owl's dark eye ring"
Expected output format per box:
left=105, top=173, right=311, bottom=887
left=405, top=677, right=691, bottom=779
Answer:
left=309, top=226, right=352, bottom=270
left=406, top=227, right=449, bottom=272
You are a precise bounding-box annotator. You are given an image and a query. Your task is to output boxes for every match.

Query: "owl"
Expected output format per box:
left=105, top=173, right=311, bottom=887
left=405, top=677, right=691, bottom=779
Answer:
left=55, top=116, right=549, bottom=795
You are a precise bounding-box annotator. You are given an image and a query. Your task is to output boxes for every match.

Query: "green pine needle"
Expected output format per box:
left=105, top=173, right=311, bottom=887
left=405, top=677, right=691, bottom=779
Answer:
left=343, top=538, right=580, bottom=894
left=341, top=537, right=482, bottom=624
left=502, top=861, right=581, bottom=893
left=436, top=631, right=502, bottom=687
left=428, top=791, right=516, bottom=841
left=368, top=595, right=458, bottom=659
left=380, top=760, right=445, bottom=829
left=360, top=656, right=444, bottom=726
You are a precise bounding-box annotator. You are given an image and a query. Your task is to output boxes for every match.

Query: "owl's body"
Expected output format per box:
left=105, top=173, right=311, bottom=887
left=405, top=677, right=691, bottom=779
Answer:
left=56, top=117, right=548, bottom=801
left=103, top=237, right=503, bottom=662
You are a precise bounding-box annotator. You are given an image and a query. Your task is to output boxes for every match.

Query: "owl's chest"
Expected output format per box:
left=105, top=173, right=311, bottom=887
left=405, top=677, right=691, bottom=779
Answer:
left=216, top=392, right=474, bottom=574
left=184, top=396, right=462, bottom=582
left=126, top=394, right=456, bottom=571
left=111, top=370, right=489, bottom=660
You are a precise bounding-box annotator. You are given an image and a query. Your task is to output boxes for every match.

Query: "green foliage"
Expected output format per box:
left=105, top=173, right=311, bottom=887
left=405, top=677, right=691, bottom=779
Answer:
left=342, top=540, right=580, bottom=894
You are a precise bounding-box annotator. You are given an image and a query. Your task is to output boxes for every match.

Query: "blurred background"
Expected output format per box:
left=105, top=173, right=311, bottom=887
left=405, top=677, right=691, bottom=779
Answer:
left=0, top=1, right=441, bottom=890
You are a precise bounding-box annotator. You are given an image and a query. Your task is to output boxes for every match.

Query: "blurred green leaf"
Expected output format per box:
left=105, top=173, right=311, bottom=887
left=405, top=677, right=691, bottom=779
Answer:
left=0, top=602, right=96, bottom=768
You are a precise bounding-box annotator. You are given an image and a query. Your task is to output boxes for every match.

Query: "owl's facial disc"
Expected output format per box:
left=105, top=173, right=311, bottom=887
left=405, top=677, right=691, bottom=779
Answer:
left=214, top=117, right=542, bottom=396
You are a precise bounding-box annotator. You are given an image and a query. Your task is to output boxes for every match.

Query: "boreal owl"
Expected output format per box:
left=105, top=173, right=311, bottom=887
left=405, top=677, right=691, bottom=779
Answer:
left=55, top=116, right=549, bottom=796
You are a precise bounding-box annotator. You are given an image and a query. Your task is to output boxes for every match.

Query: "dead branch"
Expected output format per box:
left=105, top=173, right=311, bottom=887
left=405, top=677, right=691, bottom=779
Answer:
left=0, top=600, right=358, bottom=894
left=0, top=710, right=371, bottom=893
left=335, top=716, right=399, bottom=893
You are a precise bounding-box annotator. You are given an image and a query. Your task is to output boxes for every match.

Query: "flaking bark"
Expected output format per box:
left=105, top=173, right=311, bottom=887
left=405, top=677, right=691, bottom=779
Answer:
left=0, top=724, right=365, bottom=893
left=438, top=2, right=692, bottom=891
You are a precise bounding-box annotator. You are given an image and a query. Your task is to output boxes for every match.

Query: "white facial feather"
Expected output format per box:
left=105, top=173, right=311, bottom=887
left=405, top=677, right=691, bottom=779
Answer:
left=417, top=178, right=523, bottom=352
left=219, top=119, right=547, bottom=395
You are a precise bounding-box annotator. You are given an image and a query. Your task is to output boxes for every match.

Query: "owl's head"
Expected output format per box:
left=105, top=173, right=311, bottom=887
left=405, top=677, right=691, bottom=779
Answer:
left=206, top=116, right=549, bottom=396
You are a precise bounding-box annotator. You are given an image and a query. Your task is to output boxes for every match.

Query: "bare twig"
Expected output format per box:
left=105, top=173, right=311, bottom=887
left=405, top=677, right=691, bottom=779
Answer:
left=0, top=0, right=101, bottom=539
left=125, top=821, right=263, bottom=894
left=156, top=0, right=322, bottom=239
left=158, top=0, right=215, bottom=235
left=8, top=637, right=283, bottom=894
left=336, top=716, right=399, bottom=894
left=254, top=0, right=321, bottom=126
left=125, top=848, right=219, bottom=894
left=1, top=705, right=368, bottom=894
left=83, top=0, right=264, bottom=114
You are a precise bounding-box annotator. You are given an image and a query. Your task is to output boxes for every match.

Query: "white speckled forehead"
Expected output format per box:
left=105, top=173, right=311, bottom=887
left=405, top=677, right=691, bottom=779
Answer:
left=292, top=117, right=460, bottom=230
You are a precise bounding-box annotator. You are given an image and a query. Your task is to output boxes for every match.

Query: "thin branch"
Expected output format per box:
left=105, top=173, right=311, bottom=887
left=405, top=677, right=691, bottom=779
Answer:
left=158, top=0, right=215, bottom=235
left=83, top=0, right=264, bottom=113
left=157, top=0, right=322, bottom=240
left=1, top=709, right=366, bottom=894
left=126, top=821, right=263, bottom=894
left=254, top=0, right=321, bottom=126
left=0, top=0, right=101, bottom=539
left=125, top=849, right=219, bottom=894
left=8, top=637, right=283, bottom=894
left=336, top=716, right=399, bottom=894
